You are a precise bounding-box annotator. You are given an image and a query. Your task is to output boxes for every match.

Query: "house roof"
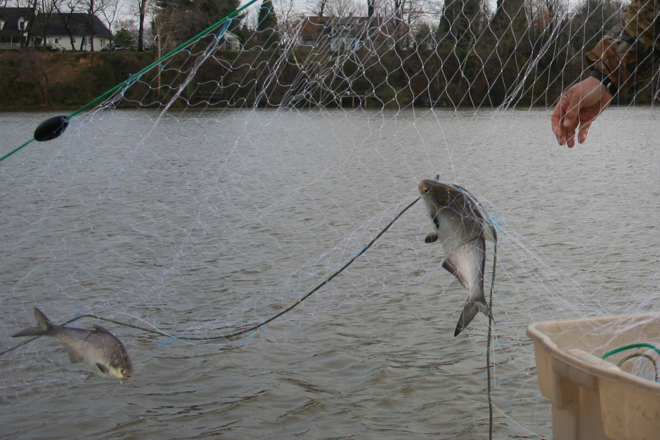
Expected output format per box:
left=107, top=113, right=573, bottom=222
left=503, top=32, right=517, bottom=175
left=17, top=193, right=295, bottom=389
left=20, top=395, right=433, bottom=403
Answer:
left=224, top=31, right=240, bottom=41
left=0, top=7, right=112, bottom=39
left=0, top=8, right=32, bottom=37
left=41, top=12, right=112, bottom=39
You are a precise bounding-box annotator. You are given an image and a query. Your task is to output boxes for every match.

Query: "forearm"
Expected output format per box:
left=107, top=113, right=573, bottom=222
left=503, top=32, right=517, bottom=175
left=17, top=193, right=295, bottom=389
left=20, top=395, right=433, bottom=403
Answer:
left=585, top=0, right=659, bottom=96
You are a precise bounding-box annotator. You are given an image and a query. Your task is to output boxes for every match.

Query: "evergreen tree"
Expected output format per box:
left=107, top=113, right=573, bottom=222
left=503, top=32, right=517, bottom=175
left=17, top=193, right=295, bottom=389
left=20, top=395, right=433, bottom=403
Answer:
left=571, top=0, right=620, bottom=56
left=257, top=0, right=280, bottom=49
left=154, top=0, right=242, bottom=44
left=437, top=0, right=484, bottom=49
left=115, top=28, right=136, bottom=47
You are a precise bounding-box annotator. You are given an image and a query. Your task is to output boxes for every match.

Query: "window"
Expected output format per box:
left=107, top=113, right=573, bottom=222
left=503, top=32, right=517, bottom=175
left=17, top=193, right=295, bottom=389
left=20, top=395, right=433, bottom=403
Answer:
left=0, top=20, right=5, bottom=31
left=18, top=20, right=25, bottom=30
left=54, top=38, right=59, bottom=44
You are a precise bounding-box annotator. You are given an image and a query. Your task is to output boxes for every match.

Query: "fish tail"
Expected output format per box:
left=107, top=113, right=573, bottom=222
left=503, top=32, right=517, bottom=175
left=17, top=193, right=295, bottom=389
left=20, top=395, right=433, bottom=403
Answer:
left=11, top=307, right=54, bottom=338
left=454, top=301, right=479, bottom=337
left=454, top=299, right=494, bottom=337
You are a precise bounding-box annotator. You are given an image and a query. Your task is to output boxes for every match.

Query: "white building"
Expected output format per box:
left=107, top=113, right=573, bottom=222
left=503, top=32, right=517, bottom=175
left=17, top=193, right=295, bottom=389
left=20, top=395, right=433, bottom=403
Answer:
left=0, top=8, right=112, bottom=51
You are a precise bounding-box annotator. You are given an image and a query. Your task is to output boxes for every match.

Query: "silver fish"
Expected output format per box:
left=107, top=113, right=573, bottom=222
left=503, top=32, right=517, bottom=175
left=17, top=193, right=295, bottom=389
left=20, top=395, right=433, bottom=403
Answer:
left=12, top=308, right=133, bottom=380
left=418, top=179, right=495, bottom=336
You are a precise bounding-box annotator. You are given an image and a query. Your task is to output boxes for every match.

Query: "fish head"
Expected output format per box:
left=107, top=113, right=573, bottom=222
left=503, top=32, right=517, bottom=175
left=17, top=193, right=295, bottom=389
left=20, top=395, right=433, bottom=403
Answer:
left=87, top=325, right=134, bottom=380
left=103, top=349, right=134, bottom=380
left=418, top=179, right=457, bottom=208
left=419, top=179, right=489, bottom=241
left=418, top=179, right=467, bottom=222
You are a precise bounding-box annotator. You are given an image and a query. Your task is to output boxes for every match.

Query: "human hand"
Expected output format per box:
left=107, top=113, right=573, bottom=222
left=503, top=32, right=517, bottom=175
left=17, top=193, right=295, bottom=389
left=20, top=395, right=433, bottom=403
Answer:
left=552, top=76, right=613, bottom=148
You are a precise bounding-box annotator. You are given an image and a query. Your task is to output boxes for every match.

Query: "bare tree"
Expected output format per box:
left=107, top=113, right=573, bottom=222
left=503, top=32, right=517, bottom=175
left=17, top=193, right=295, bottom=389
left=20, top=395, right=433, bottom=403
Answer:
left=413, top=20, right=435, bottom=49
left=32, top=0, right=62, bottom=46
left=53, top=0, right=82, bottom=50
left=273, top=0, right=301, bottom=45
left=134, top=0, right=147, bottom=50
left=23, top=0, right=38, bottom=47
left=98, top=0, right=120, bottom=44
left=12, top=0, right=33, bottom=8
left=150, top=0, right=184, bottom=54
left=400, top=0, right=438, bottom=48
left=79, top=0, right=114, bottom=50
left=311, top=0, right=365, bottom=17
left=314, top=0, right=327, bottom=16
left=149, top=1, right=188, bottom=100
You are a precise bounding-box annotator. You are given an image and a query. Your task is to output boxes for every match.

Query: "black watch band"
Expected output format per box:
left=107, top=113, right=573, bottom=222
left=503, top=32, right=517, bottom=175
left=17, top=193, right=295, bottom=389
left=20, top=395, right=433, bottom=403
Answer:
left=590, top=70, right=617, bottom=96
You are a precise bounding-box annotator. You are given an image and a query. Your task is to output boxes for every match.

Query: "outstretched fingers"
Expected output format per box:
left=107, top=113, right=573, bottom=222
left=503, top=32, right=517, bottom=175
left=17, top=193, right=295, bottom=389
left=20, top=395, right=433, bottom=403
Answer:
left=553, top=77, right=613, bottom=148
left=552, top=91, right=580, bottom=147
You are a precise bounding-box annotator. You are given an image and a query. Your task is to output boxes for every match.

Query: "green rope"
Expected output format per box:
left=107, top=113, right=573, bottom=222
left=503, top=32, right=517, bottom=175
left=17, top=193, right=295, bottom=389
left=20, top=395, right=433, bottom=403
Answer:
left=602, top=343, right=660, bottom=360
left=1, top=0, right=259, bottom=164
left=0, top=139, right=34, bottom=163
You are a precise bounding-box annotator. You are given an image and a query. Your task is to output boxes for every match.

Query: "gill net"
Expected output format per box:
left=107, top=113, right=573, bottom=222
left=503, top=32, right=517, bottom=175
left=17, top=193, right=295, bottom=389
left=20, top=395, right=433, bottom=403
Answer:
left=2, top=0, right=660, bottom=437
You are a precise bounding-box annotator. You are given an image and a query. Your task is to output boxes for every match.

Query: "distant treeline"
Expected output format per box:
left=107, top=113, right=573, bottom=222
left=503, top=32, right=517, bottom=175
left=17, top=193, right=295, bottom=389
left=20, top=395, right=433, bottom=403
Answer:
left=0, top=20, right=655, bottom=111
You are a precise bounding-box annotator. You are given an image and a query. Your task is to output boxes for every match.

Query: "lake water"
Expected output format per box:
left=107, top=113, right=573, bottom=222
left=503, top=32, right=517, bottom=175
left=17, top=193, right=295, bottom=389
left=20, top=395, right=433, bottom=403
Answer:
left=1, top=107, right=660, bottom=439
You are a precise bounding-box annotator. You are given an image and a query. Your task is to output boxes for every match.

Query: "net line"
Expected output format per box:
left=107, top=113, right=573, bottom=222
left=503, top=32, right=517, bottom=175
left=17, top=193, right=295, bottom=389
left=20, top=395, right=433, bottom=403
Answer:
left=1, top=0, right=660, bottom=437
left=0, top=195, right=422, bottom=355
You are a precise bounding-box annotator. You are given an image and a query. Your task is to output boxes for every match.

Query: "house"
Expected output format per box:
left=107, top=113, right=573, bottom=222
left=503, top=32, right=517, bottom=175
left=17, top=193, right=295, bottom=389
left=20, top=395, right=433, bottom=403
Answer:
left=297, top=15, right=408, bottom=51
left=0, top=8, right=31, bottom=49
left=0, top=7, right=112, bottom=51
left=32, top=11, right=113, bottom=51
left=219, top=31, right=241, bottom=51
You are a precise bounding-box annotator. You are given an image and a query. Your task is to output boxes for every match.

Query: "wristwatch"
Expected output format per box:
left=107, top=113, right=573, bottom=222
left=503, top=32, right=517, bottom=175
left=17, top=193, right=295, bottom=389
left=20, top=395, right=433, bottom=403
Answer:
left=590, top=70, right=617, bottom=96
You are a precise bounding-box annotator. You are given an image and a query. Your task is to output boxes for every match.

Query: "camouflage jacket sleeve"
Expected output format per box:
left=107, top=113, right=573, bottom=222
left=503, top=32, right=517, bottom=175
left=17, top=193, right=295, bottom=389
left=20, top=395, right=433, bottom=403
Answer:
left=586, top=0, right=660, bottom=96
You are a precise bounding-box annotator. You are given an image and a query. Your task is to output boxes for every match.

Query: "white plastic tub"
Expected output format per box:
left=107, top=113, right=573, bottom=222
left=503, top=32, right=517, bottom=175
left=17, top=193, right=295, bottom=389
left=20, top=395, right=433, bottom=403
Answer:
left=527, top=314, right=660, bottom=440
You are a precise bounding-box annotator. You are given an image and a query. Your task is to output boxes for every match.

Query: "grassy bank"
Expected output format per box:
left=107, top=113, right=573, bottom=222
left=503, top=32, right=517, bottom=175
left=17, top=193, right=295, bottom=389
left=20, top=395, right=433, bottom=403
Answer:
left=0, top=51, right=155, bottom=109
left=0, top=47, right=648, bottom=111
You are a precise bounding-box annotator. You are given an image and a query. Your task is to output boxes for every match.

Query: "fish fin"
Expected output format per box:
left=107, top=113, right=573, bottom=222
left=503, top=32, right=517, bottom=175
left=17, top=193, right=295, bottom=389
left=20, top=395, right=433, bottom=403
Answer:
left=454, top=300, right=479, bottom=337
left=61, top=343, right=86, bottom=364
left=91, top=324, right=110, bottom=333
left=11, top=326, right=44, bottom=337
left=442, top=256, right=468, bottom=289
left=12, top=307, right=53, bottom=337
left=68, top=349, right=81, bottom=364
left=96, top=363, right=110, bottom=375
left=483, top=223, right=496, bottom=242
left=424, top=232, right=438, bottom=243
left=33, top=308, right=53, bottom=331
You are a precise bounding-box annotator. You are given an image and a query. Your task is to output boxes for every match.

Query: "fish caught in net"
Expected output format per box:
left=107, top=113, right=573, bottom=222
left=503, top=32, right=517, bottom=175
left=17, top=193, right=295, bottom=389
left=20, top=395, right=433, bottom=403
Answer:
left=1, top=0, right=660, bottom=437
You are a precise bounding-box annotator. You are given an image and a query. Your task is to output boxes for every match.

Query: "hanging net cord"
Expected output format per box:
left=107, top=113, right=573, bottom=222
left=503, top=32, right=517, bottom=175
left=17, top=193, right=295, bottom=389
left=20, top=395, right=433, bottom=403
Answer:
left=616, top=353, right=660, bottom=382
left=451, top=183, right=500, bottom=440
left=1, top=196, right=421, bottom=355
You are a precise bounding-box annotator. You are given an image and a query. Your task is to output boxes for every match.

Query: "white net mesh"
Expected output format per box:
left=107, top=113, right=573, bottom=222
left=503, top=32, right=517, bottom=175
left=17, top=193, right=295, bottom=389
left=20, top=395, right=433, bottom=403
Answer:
left=2, top=0, right=660, bottom=437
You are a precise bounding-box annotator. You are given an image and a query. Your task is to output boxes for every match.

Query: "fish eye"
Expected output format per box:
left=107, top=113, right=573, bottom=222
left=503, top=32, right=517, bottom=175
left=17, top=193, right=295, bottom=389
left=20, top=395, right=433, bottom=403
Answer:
left=422, top=187, right=430, bottom=194
left=120, top=368, right=125, bottom=374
